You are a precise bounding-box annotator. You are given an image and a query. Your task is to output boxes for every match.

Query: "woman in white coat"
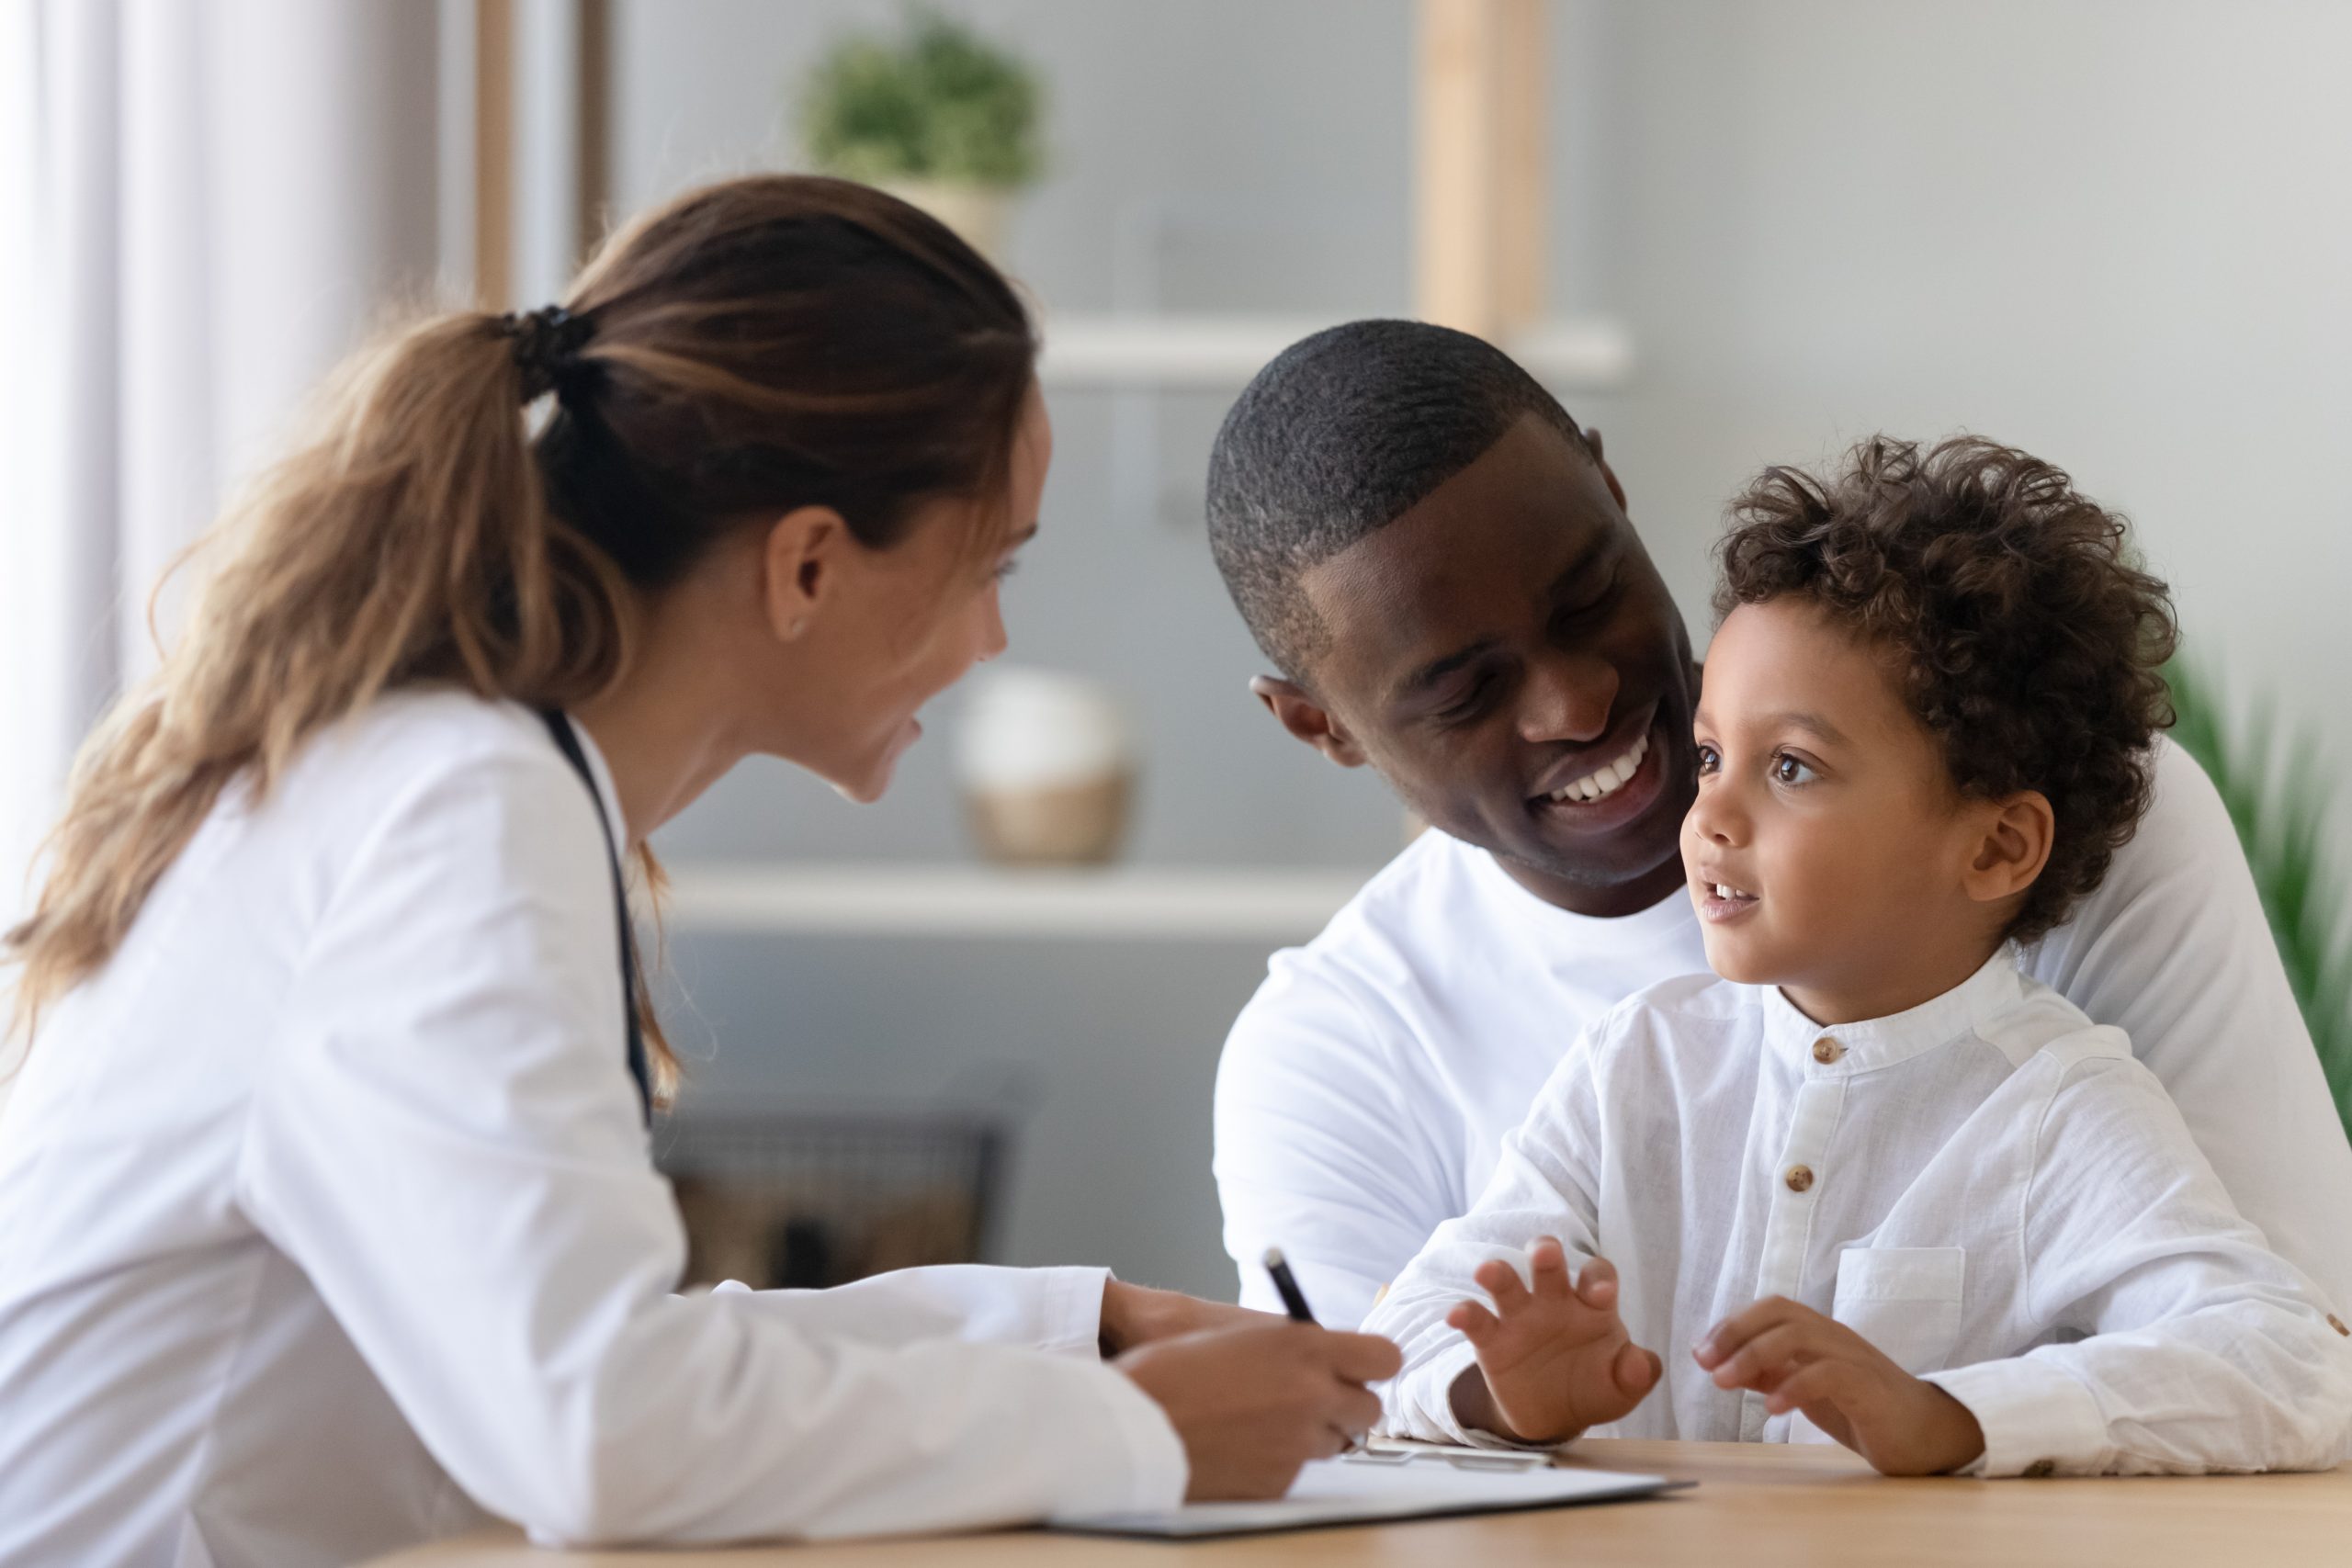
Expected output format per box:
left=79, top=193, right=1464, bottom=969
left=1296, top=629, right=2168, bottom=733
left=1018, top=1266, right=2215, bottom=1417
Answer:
left=0, top=175, right=1397, bottom=1566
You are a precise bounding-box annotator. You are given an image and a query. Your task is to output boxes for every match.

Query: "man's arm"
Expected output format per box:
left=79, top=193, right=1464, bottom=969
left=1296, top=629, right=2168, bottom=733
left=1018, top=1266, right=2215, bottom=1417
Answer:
left=2023, top=736, right=2352, bottom=1314
left=1213, top=950, right=1460, bottom=1329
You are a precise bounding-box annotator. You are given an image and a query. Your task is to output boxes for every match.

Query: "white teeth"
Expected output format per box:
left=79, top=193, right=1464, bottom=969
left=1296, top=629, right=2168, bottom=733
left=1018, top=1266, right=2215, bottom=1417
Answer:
left=1550, top=730, right=1650, bottom=805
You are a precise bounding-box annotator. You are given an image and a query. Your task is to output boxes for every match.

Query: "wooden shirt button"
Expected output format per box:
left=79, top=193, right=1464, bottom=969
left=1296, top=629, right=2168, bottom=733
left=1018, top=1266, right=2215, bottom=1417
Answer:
left=2329, top=1314, right=2349, bottom=1337
left=1812, top=1037, right=1843, bottom=1064
left=2022, top=1459, right=2057, bottom=1478
left=1784, top=1164, right=1815, bottom=1193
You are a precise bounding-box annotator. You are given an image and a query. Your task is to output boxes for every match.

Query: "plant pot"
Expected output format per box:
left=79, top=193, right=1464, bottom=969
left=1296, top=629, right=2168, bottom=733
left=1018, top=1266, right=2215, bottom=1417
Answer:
left=876, top=179, right=1013, bottom=265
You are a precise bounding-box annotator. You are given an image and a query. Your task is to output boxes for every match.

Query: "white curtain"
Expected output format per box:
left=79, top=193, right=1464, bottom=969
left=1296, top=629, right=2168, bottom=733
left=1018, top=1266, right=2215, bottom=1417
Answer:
left=0, top=0, right=447, bottom=1066
left=0, top=0, right=447, bottom=919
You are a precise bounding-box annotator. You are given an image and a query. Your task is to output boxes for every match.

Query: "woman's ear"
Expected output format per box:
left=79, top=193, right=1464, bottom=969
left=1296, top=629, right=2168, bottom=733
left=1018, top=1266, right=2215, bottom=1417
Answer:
left=1250, top=675, right=1369, bottom=768
left=1962, top=790, right=2055, bottom=907
left=760, top=506, right=849, bottom=642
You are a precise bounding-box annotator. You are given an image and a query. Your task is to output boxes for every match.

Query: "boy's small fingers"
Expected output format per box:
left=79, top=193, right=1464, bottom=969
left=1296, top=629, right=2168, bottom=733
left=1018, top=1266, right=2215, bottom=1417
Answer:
left=1692, top=1297, right=1800, bottom=1367
left=1613, top=1340, right=1663, bottom=1397
left=1528, top=1237, right=1572, bottom=1294
left=1707, top=1323, right=1809, bottom=1391
left=1764, top=1359, right=1846, bottom=1416
left=1572, top=1255, right=1618, bottom=1308
left=1450, top=1301, right=1500, bottom=1342
left=1474, top=1258, right=1531, bottom=1311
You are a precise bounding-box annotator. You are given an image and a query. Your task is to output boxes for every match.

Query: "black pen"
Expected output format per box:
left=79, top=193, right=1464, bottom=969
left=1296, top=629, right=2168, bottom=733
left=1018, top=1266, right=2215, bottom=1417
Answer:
left=1265, top=1247, right=1374, bottom=1457
left=1262, top=1246, right=1317, bottom=1324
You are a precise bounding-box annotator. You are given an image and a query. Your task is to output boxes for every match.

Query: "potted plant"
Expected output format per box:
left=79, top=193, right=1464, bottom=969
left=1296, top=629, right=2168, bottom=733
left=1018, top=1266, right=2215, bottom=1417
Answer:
left=797, top=8, right=1045, bottom=263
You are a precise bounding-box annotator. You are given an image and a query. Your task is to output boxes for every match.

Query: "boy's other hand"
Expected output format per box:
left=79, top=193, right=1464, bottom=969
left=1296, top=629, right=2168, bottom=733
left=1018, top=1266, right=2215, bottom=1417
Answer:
left=1446, top=1237, right=1663, bottom=1446
left=1693, top=1296, right=1985, bottom=1475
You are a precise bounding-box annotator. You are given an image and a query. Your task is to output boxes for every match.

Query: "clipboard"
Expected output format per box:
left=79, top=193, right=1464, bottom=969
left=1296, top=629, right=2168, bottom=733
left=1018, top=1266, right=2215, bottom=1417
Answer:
left=1049, top=1443, right=1685, bottom=1540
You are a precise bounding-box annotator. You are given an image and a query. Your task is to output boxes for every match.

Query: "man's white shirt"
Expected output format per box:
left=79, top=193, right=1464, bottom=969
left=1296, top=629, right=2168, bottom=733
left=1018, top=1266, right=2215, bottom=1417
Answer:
left=0, top=692, right=1185, bottom=1567
left=1216, top=737, right=2352, bottom=1331
left=1362, top=953, right=2352, bottom=1474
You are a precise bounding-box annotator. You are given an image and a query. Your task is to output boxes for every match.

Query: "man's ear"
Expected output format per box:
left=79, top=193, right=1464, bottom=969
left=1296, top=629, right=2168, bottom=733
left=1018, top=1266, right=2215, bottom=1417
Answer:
left=761, top=505, right=850, bottom=641
left=1582, top=424, right=1632, bottom=515
left=1962, top=790, right=2055, bottom=908
left=1250, top=675, right=1370, bottom=768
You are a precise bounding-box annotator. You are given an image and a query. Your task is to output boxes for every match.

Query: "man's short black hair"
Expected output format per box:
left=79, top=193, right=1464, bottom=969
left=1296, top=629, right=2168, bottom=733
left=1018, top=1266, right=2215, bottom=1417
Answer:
left=1205, top=319, right=1588, bottom=681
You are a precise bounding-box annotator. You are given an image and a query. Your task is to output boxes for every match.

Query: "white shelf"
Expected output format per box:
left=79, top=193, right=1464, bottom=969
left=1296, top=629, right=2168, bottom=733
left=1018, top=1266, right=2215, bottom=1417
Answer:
left=1036, top=312, right=1634, bottom=392
left=662, top=863, right=1370, bottom=942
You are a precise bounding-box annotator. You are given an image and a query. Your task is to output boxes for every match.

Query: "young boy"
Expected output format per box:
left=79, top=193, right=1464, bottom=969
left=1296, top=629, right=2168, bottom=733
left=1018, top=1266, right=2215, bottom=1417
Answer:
left=1362, top=435, right=2352, bottom=1477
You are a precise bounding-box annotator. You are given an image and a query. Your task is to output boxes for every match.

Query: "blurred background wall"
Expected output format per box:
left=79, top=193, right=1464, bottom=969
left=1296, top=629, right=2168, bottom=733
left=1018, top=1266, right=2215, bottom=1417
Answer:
left=7, top=0, right=2346, bottom=1295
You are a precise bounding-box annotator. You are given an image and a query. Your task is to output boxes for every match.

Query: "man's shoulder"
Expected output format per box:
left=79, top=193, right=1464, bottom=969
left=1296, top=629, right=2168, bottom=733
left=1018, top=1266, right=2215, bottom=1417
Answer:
left=2120, top=733, right=2235, bottom=868
left=1224, top=831, right=1473, bottom=1054
left=2017, top=731, right=2267, bottom=997
left=2037, top=734, right=2234, bottom=932
left=1262, top=830, right=1483, bottom=980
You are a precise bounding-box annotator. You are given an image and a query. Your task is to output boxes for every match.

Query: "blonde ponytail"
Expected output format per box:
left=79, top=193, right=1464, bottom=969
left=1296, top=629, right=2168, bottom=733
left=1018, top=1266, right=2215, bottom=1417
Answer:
left=5, top=175, right=1039, bottom=1102
left=5, top=308, right=643, bottom=1055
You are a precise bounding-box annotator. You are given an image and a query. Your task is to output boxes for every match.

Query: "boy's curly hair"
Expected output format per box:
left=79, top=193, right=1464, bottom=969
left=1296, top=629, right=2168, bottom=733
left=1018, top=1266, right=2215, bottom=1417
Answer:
left=1714, top=435, right=2178, bottom=944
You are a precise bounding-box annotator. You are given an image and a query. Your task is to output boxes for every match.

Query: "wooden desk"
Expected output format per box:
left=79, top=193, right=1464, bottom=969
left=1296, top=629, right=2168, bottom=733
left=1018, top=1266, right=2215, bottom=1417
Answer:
left=369, top=1440, right=2352, bottom=1566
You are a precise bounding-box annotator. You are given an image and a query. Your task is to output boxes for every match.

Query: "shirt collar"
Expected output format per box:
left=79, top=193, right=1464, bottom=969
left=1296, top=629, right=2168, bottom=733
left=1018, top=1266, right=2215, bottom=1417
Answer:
left=1757, top=947, right=2024, bottom=1074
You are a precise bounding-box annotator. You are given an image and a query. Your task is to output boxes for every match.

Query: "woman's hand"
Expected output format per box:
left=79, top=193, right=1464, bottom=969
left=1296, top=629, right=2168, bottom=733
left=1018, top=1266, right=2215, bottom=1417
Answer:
left=1692, top=1296, right=1985, bottom=1475
left=1445, top=1238, right=1662, bottom=1445
left=1098, top=1278, right=1272, bottom=1355
left=1116, top=1323, right=1403, bottom=1501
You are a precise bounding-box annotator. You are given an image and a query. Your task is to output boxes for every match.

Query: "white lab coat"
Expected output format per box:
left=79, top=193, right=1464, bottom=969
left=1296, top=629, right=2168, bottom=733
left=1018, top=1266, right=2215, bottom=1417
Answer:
left=0, top=691, right=1185, bottom=1567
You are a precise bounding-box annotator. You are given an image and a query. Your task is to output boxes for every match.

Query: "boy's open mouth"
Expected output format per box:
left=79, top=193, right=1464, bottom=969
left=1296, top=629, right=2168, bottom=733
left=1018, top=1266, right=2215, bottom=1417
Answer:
left=1694, top=874, right=1760, bottom=923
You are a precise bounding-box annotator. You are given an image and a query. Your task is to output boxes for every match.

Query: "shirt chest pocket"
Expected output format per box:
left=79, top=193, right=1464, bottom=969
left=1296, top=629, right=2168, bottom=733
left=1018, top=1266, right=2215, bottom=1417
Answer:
left=1830, top=1246, right=1967, bottom=1375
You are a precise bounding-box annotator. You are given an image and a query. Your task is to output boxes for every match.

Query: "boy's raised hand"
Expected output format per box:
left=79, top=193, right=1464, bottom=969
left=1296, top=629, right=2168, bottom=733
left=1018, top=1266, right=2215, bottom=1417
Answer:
left=1445, top=1237, right=1663, bottom=1446
left=1692, top=1297, right=1984, bottom=1475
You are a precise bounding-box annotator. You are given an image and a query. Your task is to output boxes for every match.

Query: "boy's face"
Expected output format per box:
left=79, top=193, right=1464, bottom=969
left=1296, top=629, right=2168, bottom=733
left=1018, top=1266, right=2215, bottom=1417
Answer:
left=1272, top=417, right=1701, bottom=915
left=1683, top=599, right=2021, bottom=1024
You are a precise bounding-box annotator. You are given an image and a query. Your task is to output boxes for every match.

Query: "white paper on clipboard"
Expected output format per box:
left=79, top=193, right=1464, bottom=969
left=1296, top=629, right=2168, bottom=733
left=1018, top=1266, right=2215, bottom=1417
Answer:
left=1048, top=1450, right=1680, bottom=1540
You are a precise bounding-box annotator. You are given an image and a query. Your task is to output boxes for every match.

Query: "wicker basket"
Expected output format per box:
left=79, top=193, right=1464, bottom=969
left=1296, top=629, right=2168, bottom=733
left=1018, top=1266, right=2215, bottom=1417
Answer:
left=658, top=1110, right=1012, bottom=1291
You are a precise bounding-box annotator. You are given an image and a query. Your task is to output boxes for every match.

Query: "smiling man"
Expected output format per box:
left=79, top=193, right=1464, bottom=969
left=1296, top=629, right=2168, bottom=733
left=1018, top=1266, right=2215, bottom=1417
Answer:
left=1204, top=319, right=2352, bottom=1332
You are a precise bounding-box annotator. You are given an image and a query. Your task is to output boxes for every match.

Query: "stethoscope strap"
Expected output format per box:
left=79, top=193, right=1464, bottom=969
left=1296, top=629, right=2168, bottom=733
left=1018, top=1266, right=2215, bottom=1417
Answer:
left=539, top=709, right=653, bottom=1125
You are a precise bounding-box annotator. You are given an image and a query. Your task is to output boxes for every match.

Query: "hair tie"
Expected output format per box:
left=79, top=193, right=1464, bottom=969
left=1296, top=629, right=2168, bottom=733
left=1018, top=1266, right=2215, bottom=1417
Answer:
left=497, top=305, right=596, bottom=403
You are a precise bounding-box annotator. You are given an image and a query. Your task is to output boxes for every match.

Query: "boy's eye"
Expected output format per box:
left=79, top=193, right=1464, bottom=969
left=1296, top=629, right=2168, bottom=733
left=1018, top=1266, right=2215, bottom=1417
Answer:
left=1694, top=742, right=1720, bottom=775
left=1771, top=751, right=1818, bottom=786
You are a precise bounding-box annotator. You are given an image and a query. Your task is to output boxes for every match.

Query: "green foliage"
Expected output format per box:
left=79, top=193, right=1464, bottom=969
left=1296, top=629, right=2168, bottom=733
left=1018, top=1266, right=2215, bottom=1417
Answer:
left=798, top=8, right=1044, bottom=188
left=2165, top=660, right=2352, bottom=1140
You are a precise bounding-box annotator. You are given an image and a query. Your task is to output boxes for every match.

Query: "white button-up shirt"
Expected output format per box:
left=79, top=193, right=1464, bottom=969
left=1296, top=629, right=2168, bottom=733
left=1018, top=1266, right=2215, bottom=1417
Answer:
left=1365, top=954, right=2352, bottom=1476
left=0, top=693, right=1185, bottom=1567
